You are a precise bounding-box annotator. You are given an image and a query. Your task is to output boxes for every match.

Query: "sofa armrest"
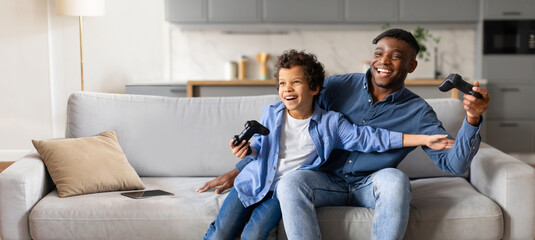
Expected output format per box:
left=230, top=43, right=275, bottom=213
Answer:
left=0, top=152, right=54, bottom=240
left=470, top=143, right=535, bottom=240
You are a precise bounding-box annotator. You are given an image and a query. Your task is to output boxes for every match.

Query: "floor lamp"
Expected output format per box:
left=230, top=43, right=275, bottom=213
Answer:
left=56, top=0, right=105, bottom=91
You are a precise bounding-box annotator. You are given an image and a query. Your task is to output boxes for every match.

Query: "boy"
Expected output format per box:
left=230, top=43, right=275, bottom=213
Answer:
left=203, top=49, right=453, bottom=240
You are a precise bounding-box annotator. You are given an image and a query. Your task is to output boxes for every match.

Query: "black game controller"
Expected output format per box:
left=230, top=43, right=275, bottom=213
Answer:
left=233, top=120, right=270, bottom=155
left=438, top=73, right=483, bottom=98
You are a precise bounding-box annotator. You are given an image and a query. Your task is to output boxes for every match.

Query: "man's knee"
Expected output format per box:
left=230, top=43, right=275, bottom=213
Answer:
left=373, top=168, right=411, bottom=196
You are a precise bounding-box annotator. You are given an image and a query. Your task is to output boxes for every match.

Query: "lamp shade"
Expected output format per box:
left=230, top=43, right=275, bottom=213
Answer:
left=56, top=0, right=106, bottom=16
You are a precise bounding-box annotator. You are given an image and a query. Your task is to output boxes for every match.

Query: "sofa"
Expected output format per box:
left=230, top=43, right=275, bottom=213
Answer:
left=0, top=91, right=534, bottom=240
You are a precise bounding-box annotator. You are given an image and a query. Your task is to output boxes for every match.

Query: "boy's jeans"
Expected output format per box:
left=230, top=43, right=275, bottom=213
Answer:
left=277, top=168, right=411, bottom=240
left=204, top=188, right=281, bottom=240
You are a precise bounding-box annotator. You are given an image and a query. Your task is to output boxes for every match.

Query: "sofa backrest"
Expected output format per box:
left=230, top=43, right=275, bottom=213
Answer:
left=66, top=92, right=466, bottom=178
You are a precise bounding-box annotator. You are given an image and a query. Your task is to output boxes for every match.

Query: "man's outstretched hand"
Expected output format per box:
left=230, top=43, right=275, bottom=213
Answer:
left=196, top=168, right=239, bottom=194
left=464, top=81, right=490, bottom=126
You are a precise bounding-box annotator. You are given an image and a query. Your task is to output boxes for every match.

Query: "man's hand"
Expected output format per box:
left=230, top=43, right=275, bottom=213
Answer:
left=464, top=81, right=490, bottom=126
left=196, top=168, right=239, bottom=194
left=426, top=134, right=455, bottom=150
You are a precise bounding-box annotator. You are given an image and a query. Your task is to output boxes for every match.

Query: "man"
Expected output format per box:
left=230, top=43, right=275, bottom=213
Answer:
left=197, top=29, right=490, bottom=240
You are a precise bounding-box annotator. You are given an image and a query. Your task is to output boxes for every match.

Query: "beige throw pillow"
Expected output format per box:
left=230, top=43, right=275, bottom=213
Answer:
left=32, top=131, right=145, bottom=197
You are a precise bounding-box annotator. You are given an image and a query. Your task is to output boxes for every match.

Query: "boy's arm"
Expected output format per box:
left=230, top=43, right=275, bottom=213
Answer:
left=403, top=134, right=454, bottom=150
left=336, top=115, right=402, bottom=152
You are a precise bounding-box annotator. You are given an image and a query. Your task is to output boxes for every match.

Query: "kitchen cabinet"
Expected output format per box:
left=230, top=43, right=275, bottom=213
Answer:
left=208, top=0, right=261, bottom=23
left=125, top=84, right=188, bottom=98
left=399, top=0, right=478, bottom=22
left=345, top=0, right=398, bottom=23
left=486, top=83, right=535, bottom=120
left=263, top=0, right=343, bottom=23
left=483, top=55, right=535, bottom=153
left=484, top=0, right=535, bottom=19
left=483, top=55, right=535, bottom=83
left=166, top=0, right=480, bottom=24
left=486, top=120, right=535, bottom=152
left=165, top=0, right=207, bottom=23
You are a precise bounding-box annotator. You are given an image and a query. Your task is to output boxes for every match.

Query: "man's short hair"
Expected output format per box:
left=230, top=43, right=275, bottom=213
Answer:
left=274, top=49, right=325, bottom=100
left=373, top=28, right=420, bottom=58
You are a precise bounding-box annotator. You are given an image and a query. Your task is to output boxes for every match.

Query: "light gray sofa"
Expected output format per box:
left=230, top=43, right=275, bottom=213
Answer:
left=1, top=91, right=534, bottom=240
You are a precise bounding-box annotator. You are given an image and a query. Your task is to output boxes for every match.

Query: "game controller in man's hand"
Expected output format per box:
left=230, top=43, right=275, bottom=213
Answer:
left=233, top=120, right=270, bottom=155
left=438, top=73, right=483, bottom=98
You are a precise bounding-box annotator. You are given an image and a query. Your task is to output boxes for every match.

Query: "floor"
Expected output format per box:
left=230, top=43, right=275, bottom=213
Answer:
left=0, top=161, right=14, bottom=174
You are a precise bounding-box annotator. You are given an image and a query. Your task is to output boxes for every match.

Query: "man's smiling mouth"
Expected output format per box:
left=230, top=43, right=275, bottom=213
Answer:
left=377, top=68, right=392, bottom=75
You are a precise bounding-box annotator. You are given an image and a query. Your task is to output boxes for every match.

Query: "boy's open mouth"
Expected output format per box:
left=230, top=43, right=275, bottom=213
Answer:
left=284, top=96, right=297, bottom=102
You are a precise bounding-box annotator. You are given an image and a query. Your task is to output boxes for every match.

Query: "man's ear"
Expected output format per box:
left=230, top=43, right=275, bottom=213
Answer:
left=408, top=59, right=418, bottom=73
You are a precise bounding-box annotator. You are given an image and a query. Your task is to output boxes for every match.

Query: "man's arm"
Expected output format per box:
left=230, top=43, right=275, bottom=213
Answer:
left=196, top=168, right=239, bottom=194
left=423, top=81, right=490, bottom=174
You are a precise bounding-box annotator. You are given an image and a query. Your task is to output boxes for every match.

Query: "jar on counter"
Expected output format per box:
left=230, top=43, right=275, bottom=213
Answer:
left=225, top=61, right=238, bottom=80
left=238, top=56, right=248, bottom=80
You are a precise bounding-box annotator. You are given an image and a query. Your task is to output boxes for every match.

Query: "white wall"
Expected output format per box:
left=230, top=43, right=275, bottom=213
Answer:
left=0, top=0, right=477, bottom=151
left=0, top=0, right=53, bottom=150
left=0, top=0, right=167, bottom=150
left=48, top=0, right=167, bottom=139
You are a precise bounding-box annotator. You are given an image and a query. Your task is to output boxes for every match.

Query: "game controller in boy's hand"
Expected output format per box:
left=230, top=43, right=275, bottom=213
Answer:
left=438, top=73, right=483, bottom=98
left=233, top=120, right=270, bottom=154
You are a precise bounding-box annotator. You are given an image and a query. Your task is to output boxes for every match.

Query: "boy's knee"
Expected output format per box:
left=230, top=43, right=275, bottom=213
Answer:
left=277, top=171, right=306, bottom=194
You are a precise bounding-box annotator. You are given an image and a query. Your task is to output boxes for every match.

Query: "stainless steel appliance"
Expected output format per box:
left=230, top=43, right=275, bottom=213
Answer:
left=484, top=20, right=535, bottom=54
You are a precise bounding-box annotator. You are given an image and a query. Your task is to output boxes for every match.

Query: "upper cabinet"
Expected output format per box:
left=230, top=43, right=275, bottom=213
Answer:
left=166, top=0, right=206, bottom=23
left=400, top=0, right=479, bottom=22
left=208, top=0, right=261, bottom=23
left=263, top=0, right=343, bottom=23
left=166, top=0, right=479, bottom=25
left=484, top=0, right=535, bottom=19
left=345, top=0, right=399, bottom=23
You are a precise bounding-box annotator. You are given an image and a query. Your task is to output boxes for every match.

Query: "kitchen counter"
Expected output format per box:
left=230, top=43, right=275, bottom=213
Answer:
left=186, top=79, right=487, bottom=98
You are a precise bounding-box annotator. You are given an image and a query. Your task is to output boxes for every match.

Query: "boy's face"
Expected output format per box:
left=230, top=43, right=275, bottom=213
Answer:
left=370, top=37, right=418, bottom=90
left=278, top=66, right=319, bottom=119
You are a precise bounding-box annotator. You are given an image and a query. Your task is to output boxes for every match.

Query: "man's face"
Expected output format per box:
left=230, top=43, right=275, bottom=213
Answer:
left=278, top=66, right=319, bottom=119
left=370, top=37, right=418, bottom=90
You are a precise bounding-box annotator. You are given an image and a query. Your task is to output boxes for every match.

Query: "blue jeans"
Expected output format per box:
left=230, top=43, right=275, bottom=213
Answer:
left=277, top=168, right=411, bottom=240
left=204, top=188, right=282, bottom=240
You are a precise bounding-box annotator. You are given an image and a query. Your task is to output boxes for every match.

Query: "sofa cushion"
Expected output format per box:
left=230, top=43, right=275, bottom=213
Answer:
left=30, top=177, right=502, bottom=240
left=277, top=177, right=503, bottom=240
left=66, top=92, right=280, bottom=177
left=32, top=131, right=145, bottom=197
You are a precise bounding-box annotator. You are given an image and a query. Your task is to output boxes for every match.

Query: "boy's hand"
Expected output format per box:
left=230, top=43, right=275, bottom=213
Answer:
left=426, top=134, right=455, bottom=150
left=230, top=139, right=251, bottom=159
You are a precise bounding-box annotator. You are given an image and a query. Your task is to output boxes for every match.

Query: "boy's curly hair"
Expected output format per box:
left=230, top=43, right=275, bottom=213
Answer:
left=274, top=49, right=325, bottom=102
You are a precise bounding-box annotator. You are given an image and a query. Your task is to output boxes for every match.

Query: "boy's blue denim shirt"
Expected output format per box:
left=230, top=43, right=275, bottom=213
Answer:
left=234, top=100, right=402, bottom=207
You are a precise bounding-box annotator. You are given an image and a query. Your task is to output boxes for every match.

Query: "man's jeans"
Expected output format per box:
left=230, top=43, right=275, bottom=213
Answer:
left=204, top=188, right=281, bottom=240
left=277, top=168, right=411, bottom=240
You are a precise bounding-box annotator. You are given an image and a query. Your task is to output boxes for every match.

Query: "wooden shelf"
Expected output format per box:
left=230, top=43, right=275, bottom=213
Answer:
left=186, top=79, right=459, bottom=98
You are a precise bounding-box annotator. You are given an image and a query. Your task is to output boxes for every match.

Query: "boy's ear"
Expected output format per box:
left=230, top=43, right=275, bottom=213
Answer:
left=312, top=86, right=320, bottom=95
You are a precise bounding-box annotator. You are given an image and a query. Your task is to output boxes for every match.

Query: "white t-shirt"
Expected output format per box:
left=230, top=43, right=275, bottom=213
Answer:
left=271, top=111, right=318, bottom=190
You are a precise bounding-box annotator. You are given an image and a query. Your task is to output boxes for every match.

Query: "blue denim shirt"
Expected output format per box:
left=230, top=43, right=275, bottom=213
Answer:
left=316, top=71, right=482, bottom=184
left=234, top=100, right=402, bottom=207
